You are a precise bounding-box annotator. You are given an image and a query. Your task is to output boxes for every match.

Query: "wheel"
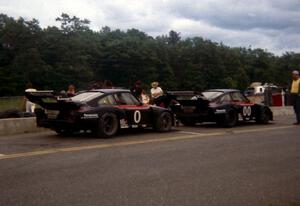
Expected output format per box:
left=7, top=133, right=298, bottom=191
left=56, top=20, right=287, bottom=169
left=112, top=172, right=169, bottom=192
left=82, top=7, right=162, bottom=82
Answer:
left=256, top=109, right=270, bottom=124
left=218, top=110, right=238, bottom=127
left=96, top=113, right=119, bottom=138
left=154, top=112, right=172, bottom=132
left=180, top=118, right=196, bottom=126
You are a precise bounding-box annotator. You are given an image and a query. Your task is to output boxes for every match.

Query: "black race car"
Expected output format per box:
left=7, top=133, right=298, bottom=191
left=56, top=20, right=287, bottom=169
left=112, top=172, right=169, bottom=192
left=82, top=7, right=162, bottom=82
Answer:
left=168, top=89, right=273, bottom=127
left=25, top=89, right=173, bottom=137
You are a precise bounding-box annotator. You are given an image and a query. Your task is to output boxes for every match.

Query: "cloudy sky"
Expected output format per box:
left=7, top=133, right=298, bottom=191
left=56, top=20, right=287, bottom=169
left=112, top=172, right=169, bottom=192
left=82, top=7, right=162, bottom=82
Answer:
left=0, top=0, right=299, bottom=55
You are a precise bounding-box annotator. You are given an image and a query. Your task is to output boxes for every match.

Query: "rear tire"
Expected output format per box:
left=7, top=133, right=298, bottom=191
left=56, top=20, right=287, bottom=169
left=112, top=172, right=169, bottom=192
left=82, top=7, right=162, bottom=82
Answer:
left=96, top=113, right=119, bottom=138
left=154, top=112, right=172, bottom=132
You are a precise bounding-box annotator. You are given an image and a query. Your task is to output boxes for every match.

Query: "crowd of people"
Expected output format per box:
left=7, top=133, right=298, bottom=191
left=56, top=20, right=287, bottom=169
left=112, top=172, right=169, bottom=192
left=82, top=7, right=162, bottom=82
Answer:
left=130, top=81, right=164, bottom=105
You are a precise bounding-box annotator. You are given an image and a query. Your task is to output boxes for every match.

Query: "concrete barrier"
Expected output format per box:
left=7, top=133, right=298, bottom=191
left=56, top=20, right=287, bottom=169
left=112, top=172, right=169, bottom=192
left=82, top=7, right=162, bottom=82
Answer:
left=0, top=117, right=47, bottom=136
left=0, top=106, right=295, bottom=136
left=270, top=106, right=294, bottom=117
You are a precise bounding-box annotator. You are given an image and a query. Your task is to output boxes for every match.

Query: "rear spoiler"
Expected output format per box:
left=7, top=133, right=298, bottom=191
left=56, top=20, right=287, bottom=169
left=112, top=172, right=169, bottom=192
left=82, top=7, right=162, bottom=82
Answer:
left=166, top=91, right=203, bottom=97
left=25, top=90, right=81, bottom=110
left=165, top=91, right=209, bottom=104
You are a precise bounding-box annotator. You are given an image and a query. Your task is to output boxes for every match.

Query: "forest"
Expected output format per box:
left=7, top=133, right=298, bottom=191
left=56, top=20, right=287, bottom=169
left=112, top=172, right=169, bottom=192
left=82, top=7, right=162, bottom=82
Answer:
left=1, top=13, right=300, bottom=96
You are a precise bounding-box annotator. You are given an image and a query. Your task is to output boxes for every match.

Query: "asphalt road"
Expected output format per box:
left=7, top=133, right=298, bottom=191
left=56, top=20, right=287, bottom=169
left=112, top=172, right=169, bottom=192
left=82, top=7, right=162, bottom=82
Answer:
left=0, top=116, right=299, bottom=206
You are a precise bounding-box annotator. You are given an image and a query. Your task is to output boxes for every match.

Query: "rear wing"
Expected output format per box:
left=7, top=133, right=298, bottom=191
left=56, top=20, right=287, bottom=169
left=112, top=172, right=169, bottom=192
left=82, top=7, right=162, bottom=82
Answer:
left=166, top=91, right=201, bottom=96
left=166, top=91, right=209, bottom=107
left=25, top=90, right=80, bottom=110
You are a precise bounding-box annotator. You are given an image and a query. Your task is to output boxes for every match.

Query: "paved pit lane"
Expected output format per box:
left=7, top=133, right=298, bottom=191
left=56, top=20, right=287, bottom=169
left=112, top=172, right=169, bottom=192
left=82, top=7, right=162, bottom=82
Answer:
left=0, top=115, right=299, bottom=206
left=0, top=115, right=297, bottom=159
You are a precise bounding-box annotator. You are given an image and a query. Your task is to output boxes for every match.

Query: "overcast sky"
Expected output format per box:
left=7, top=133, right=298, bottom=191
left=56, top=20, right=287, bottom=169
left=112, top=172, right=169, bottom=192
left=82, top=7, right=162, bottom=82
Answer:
left=0, top=0, right=299, bottom=55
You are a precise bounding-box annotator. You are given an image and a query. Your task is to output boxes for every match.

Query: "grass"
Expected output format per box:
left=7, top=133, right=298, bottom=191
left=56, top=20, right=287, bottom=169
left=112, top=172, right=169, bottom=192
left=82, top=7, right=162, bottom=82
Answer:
left=0, top=96, right=24, bottom=112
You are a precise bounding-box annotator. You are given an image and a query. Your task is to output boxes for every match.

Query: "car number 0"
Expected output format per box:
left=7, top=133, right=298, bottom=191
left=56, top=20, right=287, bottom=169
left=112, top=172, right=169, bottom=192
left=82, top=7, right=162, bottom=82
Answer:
left=242, top=106, right=252, bottom=117
left=134, top=110, right=141, bottom=123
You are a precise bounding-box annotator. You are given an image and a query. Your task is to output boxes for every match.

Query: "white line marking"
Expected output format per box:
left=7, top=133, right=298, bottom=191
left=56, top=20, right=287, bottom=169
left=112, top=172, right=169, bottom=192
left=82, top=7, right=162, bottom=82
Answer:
left=177, top=131, right=205, bottom=135
left=233, top=125, right=293, bottom=134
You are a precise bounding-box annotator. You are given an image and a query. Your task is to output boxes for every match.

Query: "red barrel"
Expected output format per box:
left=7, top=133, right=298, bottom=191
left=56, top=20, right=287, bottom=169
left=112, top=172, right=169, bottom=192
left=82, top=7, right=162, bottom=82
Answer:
left=272, top=93, right=283, bottom=106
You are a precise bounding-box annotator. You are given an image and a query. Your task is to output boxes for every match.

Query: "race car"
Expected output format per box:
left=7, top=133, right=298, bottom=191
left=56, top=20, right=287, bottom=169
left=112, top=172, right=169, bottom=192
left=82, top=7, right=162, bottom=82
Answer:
left=25, top=89, right=173, bottom=137
left=168, top=89, right=273, bottom=127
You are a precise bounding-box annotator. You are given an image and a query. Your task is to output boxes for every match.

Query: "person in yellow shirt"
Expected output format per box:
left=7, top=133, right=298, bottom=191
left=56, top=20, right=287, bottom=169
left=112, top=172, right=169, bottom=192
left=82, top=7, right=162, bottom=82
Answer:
left=290, top=70, right=300, bottom=125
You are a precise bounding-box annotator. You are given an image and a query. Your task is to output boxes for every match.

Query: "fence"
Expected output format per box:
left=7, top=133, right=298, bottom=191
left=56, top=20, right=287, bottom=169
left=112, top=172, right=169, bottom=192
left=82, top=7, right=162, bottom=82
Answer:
left=0, top=96, right=24, bottom=112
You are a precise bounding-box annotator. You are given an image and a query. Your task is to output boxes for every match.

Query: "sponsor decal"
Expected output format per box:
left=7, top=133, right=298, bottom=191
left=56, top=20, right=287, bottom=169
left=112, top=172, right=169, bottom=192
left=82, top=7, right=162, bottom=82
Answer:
left=81, top=113, right=99, bottom=119
left=134, top=110, right=142, bottom=123
left=120, top=119, right=129, bottom=129
left=57, top=97, right=71, bottom=101
left=215, top=109, right=226, bottom=114
left=242, top=106, right=252, bottom=117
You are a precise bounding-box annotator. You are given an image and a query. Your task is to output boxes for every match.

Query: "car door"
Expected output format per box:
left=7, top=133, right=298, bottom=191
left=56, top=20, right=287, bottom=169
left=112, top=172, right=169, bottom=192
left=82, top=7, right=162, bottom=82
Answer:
left=113, top=92, right=152, bottom=128
left=230, top=92, right=254, bottom=119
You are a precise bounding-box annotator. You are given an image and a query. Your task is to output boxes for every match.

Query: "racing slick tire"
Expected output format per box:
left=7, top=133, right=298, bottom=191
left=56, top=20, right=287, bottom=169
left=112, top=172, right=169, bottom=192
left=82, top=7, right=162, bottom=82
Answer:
left=96, top=113, right=119, bottom=138
left=180, top=118, right=196, bottom=126
left=255, top=108, right=270, bottom=124
left=218, top=110, right=238, bottom=128
left=154, top=112, right=172, bottom=132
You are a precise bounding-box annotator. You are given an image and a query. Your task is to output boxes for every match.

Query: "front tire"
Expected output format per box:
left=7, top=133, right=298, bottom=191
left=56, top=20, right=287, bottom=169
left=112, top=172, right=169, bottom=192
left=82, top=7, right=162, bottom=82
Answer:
left=96, top=113, right=119, bottom=138
left=154, top=112, right=172, bottom=132
left=217, top=110, right=238, bottom=127
left=256, top=109, right=270, bottom=124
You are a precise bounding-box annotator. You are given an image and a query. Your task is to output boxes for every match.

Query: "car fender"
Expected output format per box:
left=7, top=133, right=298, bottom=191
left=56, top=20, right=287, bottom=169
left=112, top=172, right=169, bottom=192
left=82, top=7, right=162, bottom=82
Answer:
left=261, top=105, right=273, bottom=121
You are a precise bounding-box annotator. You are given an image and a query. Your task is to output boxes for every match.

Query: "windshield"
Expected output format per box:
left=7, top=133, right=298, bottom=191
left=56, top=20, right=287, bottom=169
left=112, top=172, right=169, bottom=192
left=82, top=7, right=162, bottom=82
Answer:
left=202, top=91, right=223, bottom=100
left=71, top=92, right=103, bottom=102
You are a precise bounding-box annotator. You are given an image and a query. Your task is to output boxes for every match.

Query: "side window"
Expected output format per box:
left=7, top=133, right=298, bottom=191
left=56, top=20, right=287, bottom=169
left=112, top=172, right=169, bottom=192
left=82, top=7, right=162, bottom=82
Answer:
left=219, top=94, right=231, bottom=103
left=98, top=95, right=117, bottom=106
left=114, top=93, right=140, bottom=105
left=231, top=92, right=246, bottom=102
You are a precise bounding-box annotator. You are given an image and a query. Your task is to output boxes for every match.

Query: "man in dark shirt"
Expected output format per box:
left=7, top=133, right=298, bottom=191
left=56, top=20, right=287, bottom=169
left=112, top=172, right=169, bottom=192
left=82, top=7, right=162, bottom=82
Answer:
left=130, top=80, right=143, bottom=100
left=290, top=70, right=300, bottom=125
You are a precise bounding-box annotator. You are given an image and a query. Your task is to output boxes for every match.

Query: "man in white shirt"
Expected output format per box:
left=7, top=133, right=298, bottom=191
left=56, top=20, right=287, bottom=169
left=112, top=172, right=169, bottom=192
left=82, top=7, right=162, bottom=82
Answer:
left=151, top=82, right=164, bottom=106
left=24, top=83, right=37, bottom=113
left=151, top=82, right=163, bottom=99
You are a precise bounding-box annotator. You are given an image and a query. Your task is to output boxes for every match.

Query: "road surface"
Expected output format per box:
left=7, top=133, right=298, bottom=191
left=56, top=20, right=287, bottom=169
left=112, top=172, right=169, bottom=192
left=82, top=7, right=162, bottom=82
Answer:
left=0, top=116, right=299, bottom=206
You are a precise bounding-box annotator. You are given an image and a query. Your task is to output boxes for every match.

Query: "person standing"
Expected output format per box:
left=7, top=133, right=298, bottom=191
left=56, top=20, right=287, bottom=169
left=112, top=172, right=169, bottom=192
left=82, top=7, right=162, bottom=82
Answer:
left=150, top=82, right=164, bottom=106
left=150, top=82, right=163, bottom=99
left=103, top=80, right=113, bottom=89
left=141, top=90, right=150, bottom=104
left=130, top=80, right=143, bottom=99
left=290, top=70, right=300, bottom=125
left=24, top=83, right=37, bottom=113
left=66, top=84, right=76, bottom=97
